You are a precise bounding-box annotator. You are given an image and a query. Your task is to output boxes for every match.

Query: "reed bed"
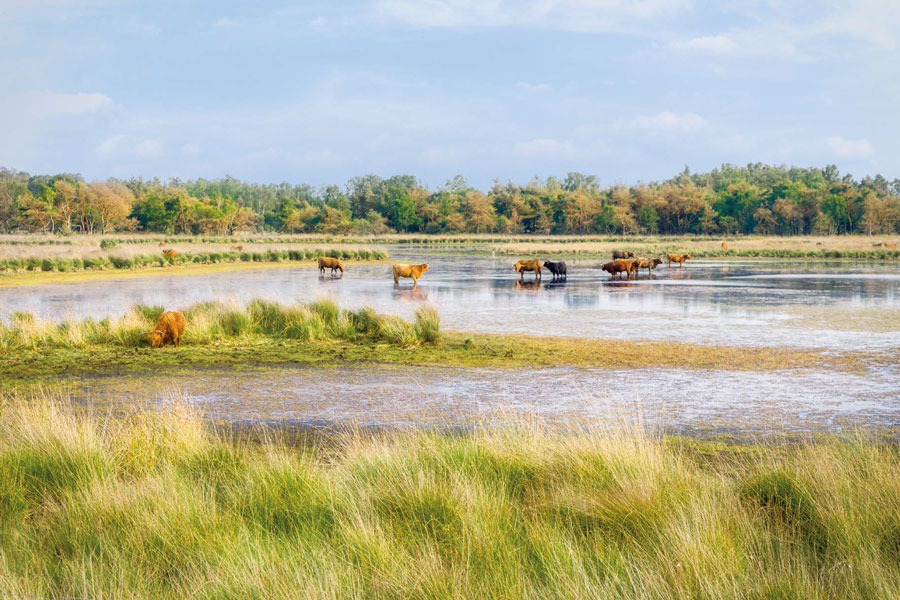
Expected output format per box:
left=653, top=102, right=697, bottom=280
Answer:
left=0, top=298, right=439, bottom=350
left=0, top=396, right=899, bottom=598
left=0, top=248, right=388, bottom=274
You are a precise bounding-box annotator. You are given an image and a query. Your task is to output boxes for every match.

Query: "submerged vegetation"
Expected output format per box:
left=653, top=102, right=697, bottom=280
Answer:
left=0, top=397, right=899, bottom=598
left=0, top=247, right=387, bottom=275
left=2, top=163, right=899, bottom=236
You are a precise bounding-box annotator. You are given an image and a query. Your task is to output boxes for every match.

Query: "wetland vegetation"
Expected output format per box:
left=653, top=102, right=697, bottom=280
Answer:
left=1, top=397, right=900, bottom=598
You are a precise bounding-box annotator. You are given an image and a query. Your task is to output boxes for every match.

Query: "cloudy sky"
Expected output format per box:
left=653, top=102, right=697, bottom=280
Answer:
left=1, top=0, right=897, bottom=187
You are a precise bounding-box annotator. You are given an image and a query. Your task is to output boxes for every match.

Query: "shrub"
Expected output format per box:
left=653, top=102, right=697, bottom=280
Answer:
left=100, top=239, right=118, bottom=250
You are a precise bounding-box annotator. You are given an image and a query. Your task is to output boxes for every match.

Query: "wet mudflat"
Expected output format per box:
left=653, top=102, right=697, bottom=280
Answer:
left=64, top=363, right=900, bottom=436
left=4, top=252, right=899, bottom=351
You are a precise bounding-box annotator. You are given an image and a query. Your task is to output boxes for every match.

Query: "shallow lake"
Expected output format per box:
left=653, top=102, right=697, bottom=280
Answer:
left=4, top=252, right=899, bottom=351
left=64, top=363, right=900, bottom=436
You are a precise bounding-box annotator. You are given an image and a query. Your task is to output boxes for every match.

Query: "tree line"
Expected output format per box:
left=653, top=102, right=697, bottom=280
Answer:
left=1, top=163, right=898, bottom=236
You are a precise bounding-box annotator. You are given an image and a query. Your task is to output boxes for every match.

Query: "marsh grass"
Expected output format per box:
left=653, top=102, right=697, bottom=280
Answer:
left=0, top=247, right=388, bottom=274
left=0, top=299, right=440, bottom=350
left=1, top=396, right=899, bottom=598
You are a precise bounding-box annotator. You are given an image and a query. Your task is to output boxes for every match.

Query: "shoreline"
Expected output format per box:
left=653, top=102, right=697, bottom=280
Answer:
left=0, top=259, right=390, bottom=287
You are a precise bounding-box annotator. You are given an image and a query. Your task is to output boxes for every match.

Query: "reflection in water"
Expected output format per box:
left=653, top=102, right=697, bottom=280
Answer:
left=515, top=280, right=541, bottom=292
left=392, top=285, right=428, bottom=302
left=64, top=364, right=900, bottom=435
left=2, top=253, right=898, bottom=351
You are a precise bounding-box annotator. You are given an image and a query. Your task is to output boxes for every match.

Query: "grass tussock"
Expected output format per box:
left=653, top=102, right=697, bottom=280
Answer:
left=0, top=299, right=440, bottom=351
left=1, top=397, right=900, bottom=598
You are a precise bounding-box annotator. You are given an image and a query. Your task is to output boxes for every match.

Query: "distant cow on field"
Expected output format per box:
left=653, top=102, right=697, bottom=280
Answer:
left=162, top=249, right=178, bottom=262
left=231, top=245, right=244, bottom=251
left=514, top=259, right=542, bottom=280
left=667, top=253, right=691, bottom=268
left=146, top=310, right=186, bottom=348
left=543, top=260, right=567, bottom=280
left=318, top=256, right=344, bottom=276
left=721, top=241, right=729, bottom=250
left=612, top=250, right=635, bottom=260
left=393, top=263, right=429, bottom=287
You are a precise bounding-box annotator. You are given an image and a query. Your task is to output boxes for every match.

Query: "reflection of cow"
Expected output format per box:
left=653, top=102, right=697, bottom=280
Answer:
left=635, top=257, right=662, bottom=277
left=318, top=256, right=344, bottom=276
left=515, top=280, right=541, bottom=291
left=667, top=253, right=691, bottom=268
left=392, top=263, right=429, bottom=286
left=514, top=259, right=542, bottom=280
left=543, top=260, right=567, bottom=280
left=612, top=250, right=634, bottom=259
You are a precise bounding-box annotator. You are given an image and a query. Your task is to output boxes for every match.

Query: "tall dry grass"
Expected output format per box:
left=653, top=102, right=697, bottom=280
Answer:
left=0, top=395, right=898, bottom=598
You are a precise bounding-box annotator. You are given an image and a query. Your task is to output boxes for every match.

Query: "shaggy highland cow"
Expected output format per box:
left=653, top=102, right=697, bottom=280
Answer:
left=146, top=311, right=186, bottom=348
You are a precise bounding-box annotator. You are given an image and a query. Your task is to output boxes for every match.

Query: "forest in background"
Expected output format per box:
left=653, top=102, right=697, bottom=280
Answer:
left=1, top=163, right=898, bottom=236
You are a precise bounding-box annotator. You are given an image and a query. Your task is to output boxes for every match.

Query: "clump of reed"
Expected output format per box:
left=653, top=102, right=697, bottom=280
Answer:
left=1, top=395, right=899, bottom=599
left=0, top=299, right=440, bottom=350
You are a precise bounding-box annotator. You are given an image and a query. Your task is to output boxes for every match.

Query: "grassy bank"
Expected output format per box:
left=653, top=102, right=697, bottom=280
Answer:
left=1, top=398, right=899, bottom=598
left=0, top=247, right=388, bottom=275
left=0, top=300, right=873, bottom=387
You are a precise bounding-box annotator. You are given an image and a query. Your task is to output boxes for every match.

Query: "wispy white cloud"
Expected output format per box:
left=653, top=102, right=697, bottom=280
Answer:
left=826, top=136, right=874, bottom=159
left=513, top=138, right=575, bottom=158
left=615, top=111, right=707, bottom=133
left=372, top=0, right=691, bottom=32
left=515, top=81, right=552, bottom=93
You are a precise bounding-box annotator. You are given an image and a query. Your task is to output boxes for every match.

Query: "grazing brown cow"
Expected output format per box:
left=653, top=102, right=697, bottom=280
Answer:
left=158, top=241, right=166, bottom=247
left=318, top=256, right=344, bottom=276
left=602, top=259, right=635, bottom=280
left=146, top=311, right=186, bottom=348
left=636, top=257, right=662, bottom=277
left=162, top=249, right=178, bottom=261
left=612, top=250, right=635, bottom=259
left=886, top=242, right=898, bottom=249
left=231, top=245, right=244, bottom=251
left=667, top=253, right=691, bottom=267
left=514, top=258, right=542, bottom=280
left=393, top=263, right=429, bottom=286
left=721, top=241, right=729, bottom=250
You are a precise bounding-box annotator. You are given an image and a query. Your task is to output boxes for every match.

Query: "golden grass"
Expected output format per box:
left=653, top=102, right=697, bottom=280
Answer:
left=1, top=394, right=900, bottom=599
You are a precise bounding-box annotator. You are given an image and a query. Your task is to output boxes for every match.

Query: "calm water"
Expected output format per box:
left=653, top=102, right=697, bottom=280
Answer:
left=3, top=252, right=899, bottom=351
left=65, top=364, right=900, bottom=435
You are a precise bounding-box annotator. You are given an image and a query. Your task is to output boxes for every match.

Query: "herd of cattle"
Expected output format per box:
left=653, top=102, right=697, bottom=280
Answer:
left=143, top=250, right=693, bottom=348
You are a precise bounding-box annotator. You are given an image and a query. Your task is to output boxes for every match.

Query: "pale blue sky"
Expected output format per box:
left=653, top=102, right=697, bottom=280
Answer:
left=1, top=0, right=897, bottom=188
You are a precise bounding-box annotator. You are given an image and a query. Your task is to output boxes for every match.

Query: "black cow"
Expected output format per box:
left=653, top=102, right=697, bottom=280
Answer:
left=611, top=250, right=634, bottom=259
left=543, top=260, right=567, bottom=280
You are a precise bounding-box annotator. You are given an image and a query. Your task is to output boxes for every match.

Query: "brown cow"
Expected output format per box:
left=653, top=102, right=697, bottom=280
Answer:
left=393, top=263, right=429, bottom=286
left=162, top=249, right=178, bottom=262
left=158, top=241, right=166, bottom=247
left=667, top=253, right=691, bottom=268
left=635, top=257, right=662, bottom=277
left=318, top=256, right=344, bottom=276
left=602, top=259, right=636, bottom=280
left=886, top=242, right=898, bottom=249
left=146, top=311, right=186, bottom=348
left=514, top=258, right=542, bottom=280
left=721, top=241, right=729, bottom=250
left=231, top=244, right=244, bottom=251
left=612, top=250, right=635, bottom=259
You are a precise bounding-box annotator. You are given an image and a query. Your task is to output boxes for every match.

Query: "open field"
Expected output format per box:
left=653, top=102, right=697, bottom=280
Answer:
left=1, top=397, right=900, bottom=599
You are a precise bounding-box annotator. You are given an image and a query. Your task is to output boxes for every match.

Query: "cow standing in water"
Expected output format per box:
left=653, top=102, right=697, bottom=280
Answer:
left=318, top=256, right=344, bottom=276
left=514, top=259, right=542, bottom=280
left=392, top=263, right=429, bottom=287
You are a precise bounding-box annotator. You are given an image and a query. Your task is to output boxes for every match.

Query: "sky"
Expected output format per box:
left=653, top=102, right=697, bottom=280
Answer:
left=1, top=0, right=898, bottom=189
